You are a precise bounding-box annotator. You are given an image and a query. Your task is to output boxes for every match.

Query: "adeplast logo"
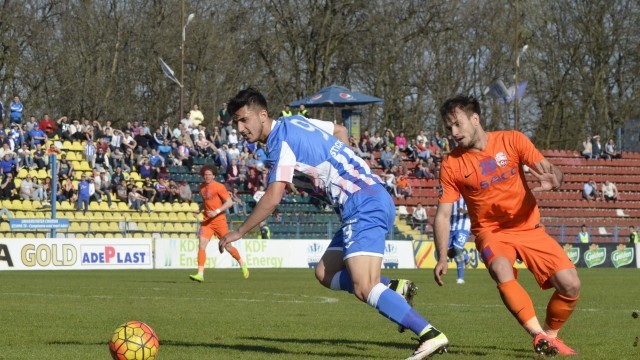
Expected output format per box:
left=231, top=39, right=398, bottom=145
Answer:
left=80, top=244, right=150, bottom=265
left=383, top=243, right=399, bottom=269
left=307, top=242, right=325, bottom=268
left=611, top=244, right=634, bottom=268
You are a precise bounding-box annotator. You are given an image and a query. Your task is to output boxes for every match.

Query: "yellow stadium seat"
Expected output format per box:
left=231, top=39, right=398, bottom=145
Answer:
left=133, top=233, right=143, bottom=238
left=70, top=141, right=84, bottom=151
left=117, top=202, right=130, bottom=212
left=28, top=169, right=38, bottom=178
left=57, top=201, right=74, bottom=211
left=65, top=151, right=77, bottom=160
left=63, top=140, right=72, bottom=149
left=0, top=223, right=9, bottom=231
left=146, top=223, right=160, bottom=232
left=36, top=233, right=46, bottom=239
left=188, top=203, right=199, bottom=212
left=17, top=168, right=28, bottom=179
left=136, top=223, right=147, bottom=232
left=129, top=172, right=141, bottom=181
left=37, top=169, right=48, bottom=179
left=163, top=223, right=175, bottom=232
left=13, top=178, right=21, bottom=189
left=147, top=212, right=159, bottom=221
left=89, top=202, right=100, bottom=211
left=97, top=202, right=110, bottom=211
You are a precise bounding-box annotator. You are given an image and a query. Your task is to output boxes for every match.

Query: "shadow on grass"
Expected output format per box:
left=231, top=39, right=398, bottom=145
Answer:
left=242, top=336, right=408, bottom=350
left=161, top=339, right=363, bottom=357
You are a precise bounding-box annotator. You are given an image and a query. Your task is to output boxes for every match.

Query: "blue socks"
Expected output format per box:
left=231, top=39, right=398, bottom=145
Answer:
left=330, top=271, right=430, bottom=336
left=367, top=283, right=431, bottom=335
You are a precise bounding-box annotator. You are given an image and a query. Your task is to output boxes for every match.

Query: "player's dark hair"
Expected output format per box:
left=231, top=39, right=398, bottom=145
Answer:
left=227, top=87, right=268, bottom=117
left=200, top=164, right=217, bottom=176
left=439, top=95, right=481, bottom=121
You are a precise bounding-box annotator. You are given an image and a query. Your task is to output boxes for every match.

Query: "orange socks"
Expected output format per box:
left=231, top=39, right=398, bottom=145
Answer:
left=197, top=250, right=206, bottom=275
left=497, top=280, right=536, bottom=325
left=545, top=291, right=579, bottom=331
left=227, top=246, right=244, bottom=265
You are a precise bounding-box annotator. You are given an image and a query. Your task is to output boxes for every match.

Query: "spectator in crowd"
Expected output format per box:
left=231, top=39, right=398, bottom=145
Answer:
left=139, top=158, right=152, bottom=180
left=415, top=159, right=435, bottom=180
left=59, top=175, right=76, bottom=202
left=173, top=121, right=185, bottom=140
left=154, top=177, right=172, bottom=203
left=603, top=138, right=621, bottom=160
left=0, top=96, right=4, bottom=121
left=128, top=185, right=152, bottom=213
left=229, top=187, right=246, bottom=215
left=411, top=203, right=429, bottom=231
left=582, top=179, right=598, bottom=202
left=0, top=133, right=8, bottom=148
left=630, top=226, right=638, bottom=244
left=259, top=221, right=271, bottom=239
left=94, top=147, right=111, bottom=173
left=395, top=131, right=408, bottom=152
left=416, top=130, right=428, bottom=148
left=379, top=145, right=396, bottom=170
left=227, top=128, right=239, bottom=146
left=217, top=102, right=233, bottom=143
left=9, top=96, right=23, bottom=125
left=590, top=135, right=602, bottom=159
left=39, top=177, right=52, bottom=206
left=0, top=143, right=14, bottom=161
left=177, top=142, right=194, bottom=168
left=190, top=104, right=204, bottom=128
left=17, top=143, right=34, bottom=170
left=159, top=120, right=172, bottom=141
left=9, top=123, right=23, bottom=148
left=142, top=178, right=157, bottom=203
left=19, top=174, right=34, bottom=200
left=85, top=139, right=96, bottom=168
left=297, top=104, right=308, bottom=117
left=581, top=135, right=593, bottom=159
left=281, top=104, right=292, bottom=117
left=577, top=224, right=590, bottom=243
left=246, top=166, right=263, bottom=194
left=433, top=131, right=446, bottom=150
left=39, top=114, right=56, bottom=136
left=55, top=153, right=74, bottom=180
left=110, top=128, right=123, bottom=152
left=94, top=169, right=114, bottom=208
left=395, top=174, right=412, bottom=199
left=157, top=139, right=172, bottom=161
left=121, top=129, right=137, bottom=153
left=152, top=128, right=165, bottom=149
left=0, top=172, right=17, bottom=199
left=382, top=128, right=395, bottom=149
left=55, top=116, right=70, bottom=140
left=252, top=185, right=266, bottom=203
left=0, top=153, right=17, bottom=177
left=123, top=148, right=136, bottom=172
left=177, top=181, right=192, bottom=203
left=383, top=168, right=396, bottom=195
left=427, top=139, right=442, bottom=162
left=29, top=123, right=47, bottom=148
left=33, top=144, right=47, bottom=169
left=76, top=173, right=91, bottom=214
left=600, top=180, right=618, bottom=203
left=211, top=126, right=222, bottom=148
left=115, top=179, right=128, bottom=203
left=370, top=131, right=383, bottom=151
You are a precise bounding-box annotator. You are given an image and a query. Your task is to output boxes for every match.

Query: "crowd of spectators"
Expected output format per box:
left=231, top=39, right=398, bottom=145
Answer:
left=581, top=135, right=622, bottom=160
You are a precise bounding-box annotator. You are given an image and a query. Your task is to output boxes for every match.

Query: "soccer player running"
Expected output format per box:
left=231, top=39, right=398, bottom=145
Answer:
left=446, top=196, right=471, bottom=285
left=190, top=165, right=249, bottom=282
left=433, top=95, right=580, bottom=356
left=219, top=88, right=448, bottom=359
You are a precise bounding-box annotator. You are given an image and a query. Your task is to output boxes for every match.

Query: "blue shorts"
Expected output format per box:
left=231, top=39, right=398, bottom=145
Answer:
left=327, top=184, right=395, bottom=260
left=448, top=230, right=470, bottom=251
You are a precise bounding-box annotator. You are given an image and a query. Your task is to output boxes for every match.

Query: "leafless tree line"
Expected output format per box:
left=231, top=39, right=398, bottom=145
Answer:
left=0, top=0, right=638, bottom=150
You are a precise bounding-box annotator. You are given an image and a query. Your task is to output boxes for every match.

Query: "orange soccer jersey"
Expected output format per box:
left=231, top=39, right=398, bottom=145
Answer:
left=199, top=180, right=230, bottom=239
left=439, top=130, right=544, bottom=237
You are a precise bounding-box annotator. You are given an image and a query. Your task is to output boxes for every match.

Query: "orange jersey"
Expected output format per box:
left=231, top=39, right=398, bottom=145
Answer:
left=439, top=130, right=544, bottom=236
left=200, top=180, right=230, bottom=221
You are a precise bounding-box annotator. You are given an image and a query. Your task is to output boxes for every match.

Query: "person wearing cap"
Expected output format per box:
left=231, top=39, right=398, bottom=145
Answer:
left=121, top=129, right=137, bottom=153
left=590, top=135, right=602, bottom=160
left=68, top=119, right=80, bottom=140
left=8, top=122, right=22, bottom=147
left=28, top=122, right=47, bottom=148
left=227, top=128, right=238, bottom=146
left=55, top=116, right=69, bottom=140
left=77, top=173, right=91, bottom=214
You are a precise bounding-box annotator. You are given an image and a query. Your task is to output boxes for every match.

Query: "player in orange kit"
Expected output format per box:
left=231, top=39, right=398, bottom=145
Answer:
left=190, top=165, right=249, bottom=282
left=433, top=95, right=580, bottom=356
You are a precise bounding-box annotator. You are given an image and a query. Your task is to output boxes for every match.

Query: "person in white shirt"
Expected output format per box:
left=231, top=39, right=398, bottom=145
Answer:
left=189, top=104, right=204, bottom=127
left=601, top=180, right=618, bottom=203
left=411, top=203, right=428, bottom=231
left=227, top=128, right=239, bottom=145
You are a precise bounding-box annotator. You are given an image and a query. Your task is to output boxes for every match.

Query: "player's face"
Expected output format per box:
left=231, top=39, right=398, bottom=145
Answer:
left=234, top=105, right=268, bottom=143
left=444, top=108, right=479, bottom=149
left=203, top=170, right=214, bottom=183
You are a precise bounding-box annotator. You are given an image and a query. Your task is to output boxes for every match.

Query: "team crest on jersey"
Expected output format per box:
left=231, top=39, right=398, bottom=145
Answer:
left=495, top=152, right=508, bottom=168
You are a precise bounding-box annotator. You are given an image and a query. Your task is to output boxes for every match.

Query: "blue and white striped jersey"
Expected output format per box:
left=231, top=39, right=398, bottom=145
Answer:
left=450, top=197, right=471, bottom=232
left=266, top=115, right=383, bottom=212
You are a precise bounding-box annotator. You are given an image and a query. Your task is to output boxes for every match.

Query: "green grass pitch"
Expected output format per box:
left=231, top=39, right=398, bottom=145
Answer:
left=0, top=268, right=638, bottom=359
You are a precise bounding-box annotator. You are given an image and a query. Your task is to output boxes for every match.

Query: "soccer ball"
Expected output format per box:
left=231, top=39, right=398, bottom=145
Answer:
left=109, top=321, right=160, bottom=360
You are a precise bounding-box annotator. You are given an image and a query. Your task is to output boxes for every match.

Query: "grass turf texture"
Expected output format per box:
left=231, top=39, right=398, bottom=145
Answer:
left=0, top=268, right=638, bottom=359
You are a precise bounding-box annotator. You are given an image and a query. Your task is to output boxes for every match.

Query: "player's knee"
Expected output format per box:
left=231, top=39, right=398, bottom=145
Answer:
left=314, top=265, right=332, bottom=289
left=560, top=277, right=581, bottom=298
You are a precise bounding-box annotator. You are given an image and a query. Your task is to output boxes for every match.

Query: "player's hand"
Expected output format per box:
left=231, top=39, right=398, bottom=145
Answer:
left=192, top=211, right=200, bottom=218
left=434, top=259, right=448, bottom=286
left=529, top=160, right=560, bottom=191
left=219, top=231, right=242, bottom=253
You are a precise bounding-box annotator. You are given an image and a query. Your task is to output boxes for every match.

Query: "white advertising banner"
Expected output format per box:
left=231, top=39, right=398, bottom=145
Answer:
left=0, top=238, right=153, bottom=270
left=154, top=238, right=416, bottom=269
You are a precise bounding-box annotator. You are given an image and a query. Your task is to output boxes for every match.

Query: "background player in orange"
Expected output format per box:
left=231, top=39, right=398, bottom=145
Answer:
left=190, top=165, right=249, bottom=282
left=433, top=95, right=581, bottom=356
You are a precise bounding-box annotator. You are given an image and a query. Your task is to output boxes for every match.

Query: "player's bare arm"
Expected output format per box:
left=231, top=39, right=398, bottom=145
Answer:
left=218, top=181, right=287, bottom=252
left=333, top=123, right=349, bottom=145
left=529, top=159, right=563, bottom=191
left=433, top=202, right=454, bottom=286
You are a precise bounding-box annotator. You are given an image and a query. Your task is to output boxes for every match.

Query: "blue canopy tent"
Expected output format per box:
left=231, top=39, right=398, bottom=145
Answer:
left=290, top=85, right=383, bottom=136
left=290, top=84, right=383, bottom=108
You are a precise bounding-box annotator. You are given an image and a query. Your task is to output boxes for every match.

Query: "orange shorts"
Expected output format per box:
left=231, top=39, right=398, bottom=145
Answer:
left=475, top=226, right=575, bottom=289
left=198, top=218, right=229, bottom=240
